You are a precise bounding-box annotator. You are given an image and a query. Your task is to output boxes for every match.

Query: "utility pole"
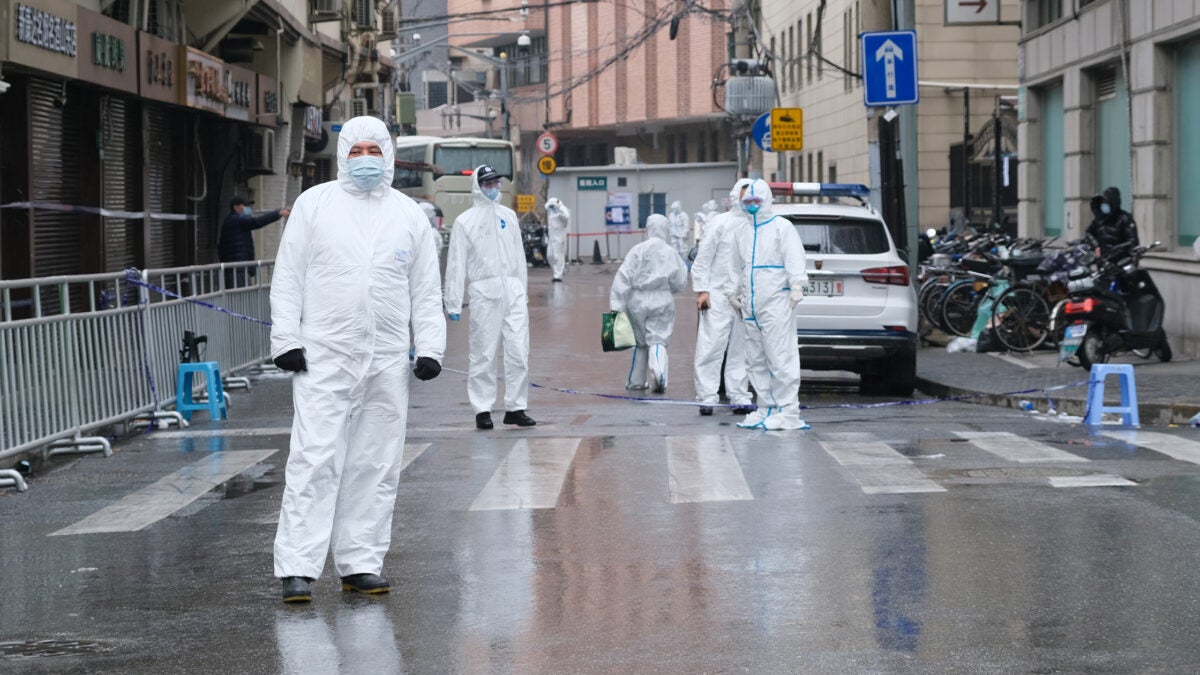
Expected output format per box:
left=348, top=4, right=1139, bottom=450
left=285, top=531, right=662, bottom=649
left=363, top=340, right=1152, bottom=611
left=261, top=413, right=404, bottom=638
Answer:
left=895, top=0, right=919, bottom=281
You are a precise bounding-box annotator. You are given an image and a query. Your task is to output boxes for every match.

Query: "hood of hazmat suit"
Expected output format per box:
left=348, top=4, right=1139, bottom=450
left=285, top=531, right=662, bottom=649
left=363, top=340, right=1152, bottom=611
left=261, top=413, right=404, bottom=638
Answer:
left=269, top=115, right=446, bottom=579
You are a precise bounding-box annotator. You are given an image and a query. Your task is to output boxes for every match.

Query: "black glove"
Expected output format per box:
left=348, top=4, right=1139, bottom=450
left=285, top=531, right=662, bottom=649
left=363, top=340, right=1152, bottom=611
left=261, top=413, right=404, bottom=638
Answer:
left=413, top=356, right=441, bottom=381
left=273, top=348, right=307, bottom=373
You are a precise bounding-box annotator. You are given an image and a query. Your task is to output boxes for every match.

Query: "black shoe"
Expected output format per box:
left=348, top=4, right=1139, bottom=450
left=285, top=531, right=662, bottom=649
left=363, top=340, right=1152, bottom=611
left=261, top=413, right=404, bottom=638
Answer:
left=552, top=277, right=563, bottom=282
left=341, top=573, right=390, bottom=595
left=731, top=405, right=757, bottom=415
left=476, top=412, right=494, bottom=430
left=503, top=410, right=536, bottom=427
left=698, top=406, right=714, bottom=416
left=281, top=576, right=313, bottom=603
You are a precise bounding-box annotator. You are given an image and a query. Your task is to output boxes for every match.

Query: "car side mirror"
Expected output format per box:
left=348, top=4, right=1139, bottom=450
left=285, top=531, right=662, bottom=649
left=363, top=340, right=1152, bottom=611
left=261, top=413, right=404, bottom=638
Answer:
left=687, top=246, right=699, bottom=262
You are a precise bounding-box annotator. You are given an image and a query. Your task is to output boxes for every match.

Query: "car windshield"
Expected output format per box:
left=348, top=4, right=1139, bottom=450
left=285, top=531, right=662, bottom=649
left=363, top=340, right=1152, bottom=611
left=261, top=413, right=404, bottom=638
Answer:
left=785, top=216, right=891, bottom=255
left=432, top=146, right=514, bottom=178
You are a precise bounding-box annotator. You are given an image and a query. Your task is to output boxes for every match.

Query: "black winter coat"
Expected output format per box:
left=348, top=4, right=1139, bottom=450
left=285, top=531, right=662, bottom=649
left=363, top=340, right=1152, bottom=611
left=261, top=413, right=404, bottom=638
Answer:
left=218, top=209, right=286, bottom=262
left=1085, top=187, right=1138, bottom=259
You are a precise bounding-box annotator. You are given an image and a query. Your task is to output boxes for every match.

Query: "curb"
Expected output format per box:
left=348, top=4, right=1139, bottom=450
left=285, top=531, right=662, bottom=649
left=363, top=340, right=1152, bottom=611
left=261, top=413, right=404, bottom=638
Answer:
left=915, top=376, right=1196, bottom=426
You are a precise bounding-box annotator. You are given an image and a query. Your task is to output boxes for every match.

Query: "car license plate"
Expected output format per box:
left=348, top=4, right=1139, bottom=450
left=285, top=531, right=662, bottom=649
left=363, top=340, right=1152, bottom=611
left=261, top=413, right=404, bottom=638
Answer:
left=1059, top=322, right=1087, bottom=361
left=804, top=279, right=843, bottom=297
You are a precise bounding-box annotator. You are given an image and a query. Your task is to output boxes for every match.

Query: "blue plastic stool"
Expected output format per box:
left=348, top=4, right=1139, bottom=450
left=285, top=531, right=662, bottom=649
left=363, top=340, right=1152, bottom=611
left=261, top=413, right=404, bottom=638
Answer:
left=1083, top=363, right=1139, bottom=426
left=176, top=361, right=228, bottom=422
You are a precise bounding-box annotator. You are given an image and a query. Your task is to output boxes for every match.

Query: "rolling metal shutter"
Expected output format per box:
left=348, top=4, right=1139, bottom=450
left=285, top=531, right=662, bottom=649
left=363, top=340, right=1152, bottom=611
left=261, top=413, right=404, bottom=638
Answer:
left=144, top=105, right=179, bottom=269
left=102, top=96, right=140, bottom=273
left=29, top=78, right=82, bottom=280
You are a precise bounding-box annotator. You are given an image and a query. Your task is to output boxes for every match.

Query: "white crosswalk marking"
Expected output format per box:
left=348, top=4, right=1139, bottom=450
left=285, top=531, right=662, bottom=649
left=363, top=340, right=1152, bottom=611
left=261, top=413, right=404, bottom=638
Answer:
left=469, top=438, right=581, bottom=511
left=400, top=442, right=431, bottom=473
left=954, top=431, right=1089, bottom=463
left=148, top=428, right=292, bottom=438
left=818, top=432, right=946, bottom=494
left=666, top=436, right=753, bottom=504
left=1102, top=431, right=1200, bottom=465
left=50, top=450, right=277, bottom=536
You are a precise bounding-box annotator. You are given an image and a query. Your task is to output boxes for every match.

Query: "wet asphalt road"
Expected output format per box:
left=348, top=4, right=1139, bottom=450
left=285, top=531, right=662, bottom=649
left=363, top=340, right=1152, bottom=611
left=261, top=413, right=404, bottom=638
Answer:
left=3, top=263, right=1200, bottom=673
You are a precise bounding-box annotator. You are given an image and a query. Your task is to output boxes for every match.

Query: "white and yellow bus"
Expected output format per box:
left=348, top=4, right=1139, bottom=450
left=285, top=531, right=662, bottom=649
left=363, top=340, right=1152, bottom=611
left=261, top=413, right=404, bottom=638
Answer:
left=392, top=135, right=517, bottom=230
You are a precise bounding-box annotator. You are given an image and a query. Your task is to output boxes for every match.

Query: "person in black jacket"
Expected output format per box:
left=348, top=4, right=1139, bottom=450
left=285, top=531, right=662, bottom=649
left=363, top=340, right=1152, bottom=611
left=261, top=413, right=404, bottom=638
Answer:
left=219, top=195, right=290, bottom=286
left=1086, top=186, right=1138, bottom=259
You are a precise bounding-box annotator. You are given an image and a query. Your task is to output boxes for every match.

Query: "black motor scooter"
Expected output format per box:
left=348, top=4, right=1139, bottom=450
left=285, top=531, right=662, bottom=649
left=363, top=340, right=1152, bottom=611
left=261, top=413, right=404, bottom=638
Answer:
left=521, top=220, right=548, bottom=267
left=1059, top=242, right=1171, bottom=369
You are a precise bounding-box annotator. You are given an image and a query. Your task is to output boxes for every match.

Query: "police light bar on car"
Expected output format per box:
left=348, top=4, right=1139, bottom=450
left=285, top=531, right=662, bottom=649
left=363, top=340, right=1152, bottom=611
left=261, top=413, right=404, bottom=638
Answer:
left=767, top=182, right=871, bottom=199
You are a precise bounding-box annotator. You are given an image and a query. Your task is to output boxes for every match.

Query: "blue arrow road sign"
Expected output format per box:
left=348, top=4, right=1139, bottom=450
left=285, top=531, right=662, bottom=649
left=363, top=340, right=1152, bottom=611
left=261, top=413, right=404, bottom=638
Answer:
left=861, top=30, right=919, bottom=107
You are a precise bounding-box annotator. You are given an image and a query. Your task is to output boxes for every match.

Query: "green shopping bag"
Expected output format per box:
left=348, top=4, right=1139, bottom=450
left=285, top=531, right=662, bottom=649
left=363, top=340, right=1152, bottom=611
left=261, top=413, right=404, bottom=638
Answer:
left=601, top=311, right=635, bottom=352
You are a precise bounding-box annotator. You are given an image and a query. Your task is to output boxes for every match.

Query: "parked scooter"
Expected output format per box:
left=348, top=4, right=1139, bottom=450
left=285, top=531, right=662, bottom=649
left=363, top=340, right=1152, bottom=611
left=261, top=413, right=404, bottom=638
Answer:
left=1059, top=241, right=1171, bottom=369
left=521, top=219, right=548, bottom=267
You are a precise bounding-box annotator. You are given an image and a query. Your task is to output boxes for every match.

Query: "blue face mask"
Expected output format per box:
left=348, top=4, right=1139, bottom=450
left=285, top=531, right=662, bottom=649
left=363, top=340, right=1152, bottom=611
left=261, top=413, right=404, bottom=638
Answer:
left=1100, top=203, right=1112, bottom=215
left=483, top=187, right=501, bottom=202
left=744, top=203, right=761, bottom=215
left=346, top=155, right=386, bottom=190
left=241, top=207, right=253, bottom=217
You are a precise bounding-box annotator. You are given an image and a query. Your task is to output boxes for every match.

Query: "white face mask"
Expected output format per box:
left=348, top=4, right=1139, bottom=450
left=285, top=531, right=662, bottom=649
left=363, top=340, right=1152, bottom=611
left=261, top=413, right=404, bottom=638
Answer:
left=346, top=155, right=386, bottom=190
left=1100, top=203, right=1112, bottom=215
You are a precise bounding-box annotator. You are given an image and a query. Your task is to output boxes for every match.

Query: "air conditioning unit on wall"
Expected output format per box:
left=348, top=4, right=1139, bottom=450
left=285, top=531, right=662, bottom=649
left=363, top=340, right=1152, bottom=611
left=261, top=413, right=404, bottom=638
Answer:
left=379, top=7, right=397, bottom=40
left=244, top=128, right=275, bottom=174
left=309, top=0, right=340, bottom=23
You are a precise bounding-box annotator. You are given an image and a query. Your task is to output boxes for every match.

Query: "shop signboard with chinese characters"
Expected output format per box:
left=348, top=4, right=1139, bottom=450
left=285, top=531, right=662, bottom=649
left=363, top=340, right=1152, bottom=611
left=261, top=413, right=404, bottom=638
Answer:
left=76, top=8, right=136, bottom=94
left=6, top=0, right=79, bottom=79
left=179, top=46, right=226, bottom=115
left=303, top=106, right=322, bottom=140
left=224, top=63, right=255, bottom=121
left=138, top=30, right=178, bottom=104
left=257, top=73, right=280, bottom=126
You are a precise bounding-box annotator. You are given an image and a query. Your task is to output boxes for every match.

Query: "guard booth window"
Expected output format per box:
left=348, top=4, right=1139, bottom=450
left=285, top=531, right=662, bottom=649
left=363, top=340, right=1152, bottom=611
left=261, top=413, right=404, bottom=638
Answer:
left=1176, top=39, right=1200, bottom=247
left=638, top=193, right=667, bottom=228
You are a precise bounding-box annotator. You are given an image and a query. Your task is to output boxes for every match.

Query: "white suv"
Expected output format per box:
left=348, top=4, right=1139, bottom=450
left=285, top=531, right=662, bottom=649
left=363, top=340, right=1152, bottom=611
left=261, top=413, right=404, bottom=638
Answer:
left=770, top=183, right=919, bottom=396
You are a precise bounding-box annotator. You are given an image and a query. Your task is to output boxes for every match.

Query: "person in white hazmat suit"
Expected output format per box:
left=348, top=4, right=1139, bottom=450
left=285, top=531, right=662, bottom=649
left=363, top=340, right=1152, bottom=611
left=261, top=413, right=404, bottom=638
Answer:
left=545, top=197, right=570, bottom=282
left=667, top=200, right=691, bottom=260
left=444, top=165, right=537, bottom=430
left=610, top=214, right=688, bottom=392
left=692, top=179, right=756, bottom=416
left=693, top=199, right=719, bottom=243
left=269, top=116, right=446, bottom=603
left=719, top=178, right=810, bottom=430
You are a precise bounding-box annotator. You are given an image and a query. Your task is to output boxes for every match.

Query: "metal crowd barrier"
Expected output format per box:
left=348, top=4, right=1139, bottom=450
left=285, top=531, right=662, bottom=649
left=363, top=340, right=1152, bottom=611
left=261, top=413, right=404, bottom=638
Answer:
left=0, top=262, right=275, bottom=488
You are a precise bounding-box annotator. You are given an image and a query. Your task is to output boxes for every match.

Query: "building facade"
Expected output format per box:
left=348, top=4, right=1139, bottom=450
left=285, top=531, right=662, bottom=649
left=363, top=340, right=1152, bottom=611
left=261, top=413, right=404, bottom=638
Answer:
left=0, top=0, right=400, bottom=285
left=757, top=0, right=1021, bottom=237
left=1018, top=0, right=1200, bottom=357
left=431, top=0, right=735, bottom=206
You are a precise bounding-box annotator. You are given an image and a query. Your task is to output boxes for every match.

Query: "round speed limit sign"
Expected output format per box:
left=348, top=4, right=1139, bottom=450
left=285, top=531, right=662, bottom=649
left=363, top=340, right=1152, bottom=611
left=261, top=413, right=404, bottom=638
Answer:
left=536, top=132, right=558, bottom=156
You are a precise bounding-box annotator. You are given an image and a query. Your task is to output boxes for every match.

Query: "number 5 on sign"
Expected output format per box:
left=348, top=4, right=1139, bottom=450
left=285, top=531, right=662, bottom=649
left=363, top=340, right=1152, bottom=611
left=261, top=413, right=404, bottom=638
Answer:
left=770, top=108, right=803, bottom=151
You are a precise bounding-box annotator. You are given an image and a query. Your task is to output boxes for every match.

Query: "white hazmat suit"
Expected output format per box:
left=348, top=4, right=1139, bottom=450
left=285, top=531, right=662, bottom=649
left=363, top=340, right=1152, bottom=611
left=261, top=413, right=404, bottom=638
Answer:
left=270, top=116, right=446, bottom=580
left=692, top=179, right=754, bottom=410
left=444, top=167, right=531, bottom=417
left=721, top=178, right=810, bottom=430
left=610, top=214, right=688, bottom=392
left=667, top=200, right=691, bottom=260
left=545, top=197, right=570, bottom=281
